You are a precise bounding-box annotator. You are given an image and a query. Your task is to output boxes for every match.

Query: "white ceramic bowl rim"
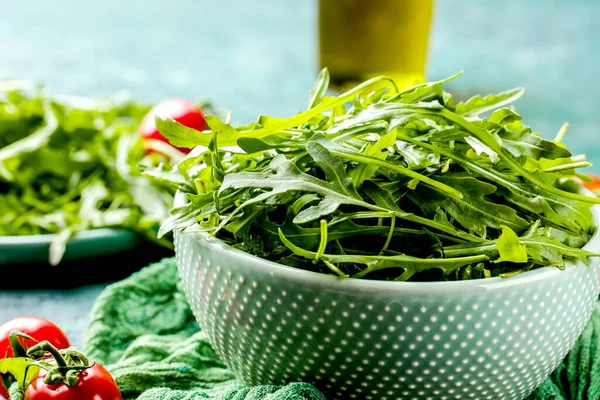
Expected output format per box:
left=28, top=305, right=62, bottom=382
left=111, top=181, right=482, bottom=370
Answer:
left=176, top=191, right=600, bottom=290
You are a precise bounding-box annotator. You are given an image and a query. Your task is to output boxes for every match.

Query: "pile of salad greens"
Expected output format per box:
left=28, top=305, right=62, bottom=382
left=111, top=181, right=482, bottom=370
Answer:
left=0, top=83, right=174, bottom=265
left=154, top=69, right=600, bottom=281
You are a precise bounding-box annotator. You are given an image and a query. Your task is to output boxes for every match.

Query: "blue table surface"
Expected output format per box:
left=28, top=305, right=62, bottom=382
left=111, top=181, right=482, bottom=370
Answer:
left=1, top=0, right=599, bottom=347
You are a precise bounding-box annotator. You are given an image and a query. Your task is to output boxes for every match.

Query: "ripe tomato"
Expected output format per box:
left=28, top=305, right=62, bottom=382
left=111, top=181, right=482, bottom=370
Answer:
left=0, top=383, right=8, bottom=400
left=582, top=173, right=600, bottom=191
left=0, top=317, right=70, bottom=358
left=25, top=363, right=120, bottom=400
left=139, top=98, right=209, bottom=154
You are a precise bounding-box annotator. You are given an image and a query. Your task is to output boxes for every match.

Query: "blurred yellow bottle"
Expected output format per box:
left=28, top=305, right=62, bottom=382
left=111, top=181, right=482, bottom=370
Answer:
left=319, top=0, right=434, bottom=91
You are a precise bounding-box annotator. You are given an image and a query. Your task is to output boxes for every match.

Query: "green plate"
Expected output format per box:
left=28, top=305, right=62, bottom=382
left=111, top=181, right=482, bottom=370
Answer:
left=0, top=228, right=140, bottom=265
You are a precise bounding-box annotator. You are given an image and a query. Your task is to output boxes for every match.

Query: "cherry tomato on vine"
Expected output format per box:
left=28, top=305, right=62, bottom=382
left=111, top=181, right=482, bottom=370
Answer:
left=139, top=98, right=209, bottom=155
left=24, top=363, right=120, bottom=400
left=0, top=317, right=70, bottom=358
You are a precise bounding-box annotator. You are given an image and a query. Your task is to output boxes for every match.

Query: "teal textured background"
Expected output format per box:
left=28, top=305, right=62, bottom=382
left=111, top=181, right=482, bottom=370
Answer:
left=0, top=0, right=599, bottom=346
left=1, top=0, right=598, bottom=159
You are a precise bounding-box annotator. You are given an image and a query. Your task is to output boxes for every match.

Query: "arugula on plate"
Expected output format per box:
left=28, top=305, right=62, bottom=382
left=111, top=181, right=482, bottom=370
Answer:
left=0, top=84, right=175, bottom=265
left=153, top=69, right=599, bottom=281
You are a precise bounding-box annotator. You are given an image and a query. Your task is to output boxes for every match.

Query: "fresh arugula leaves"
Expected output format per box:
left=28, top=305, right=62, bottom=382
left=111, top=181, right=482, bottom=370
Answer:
left=455, top=88, right=524, bottom=117
left=155, top=69, right=599, bottom=281
left=0, top=87, right=175, bottom=264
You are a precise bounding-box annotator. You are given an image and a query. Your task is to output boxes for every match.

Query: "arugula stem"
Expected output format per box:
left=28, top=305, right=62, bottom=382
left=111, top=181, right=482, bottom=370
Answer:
left=394, top=269, right=416, bottom=281
left=379, top=215, right=395, bottom=255
left=554, top=123, right=569, bottom=143
left=442, top=243, right=499, bottom=257
left=327, top=148, right=463, bottom=199
left=542, top=161, right=591, bottom=173
left=315, top=219, right=328, bottom=261
left=330, top=122, right=387, bottom=143
left=327, top=212, right=468, bottom=243
left=279, top=228, right=488, bottom=279
left=367, top=205, right=483, bottom=243
left=323, top=260, right=348, bottom=278
left=237, top=76, right=398, bottom=141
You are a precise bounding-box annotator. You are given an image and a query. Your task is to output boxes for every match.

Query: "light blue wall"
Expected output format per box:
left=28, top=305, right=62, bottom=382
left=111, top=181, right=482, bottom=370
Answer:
left=1, top=0, right=598, bottom=163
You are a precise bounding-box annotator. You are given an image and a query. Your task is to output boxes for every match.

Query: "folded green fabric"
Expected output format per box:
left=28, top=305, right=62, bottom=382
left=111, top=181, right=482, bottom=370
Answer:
left=530, top=304, right=600, bottom=400
left=83, top=257, right=324, bottom=400
left=81, top=257, right=599, bottom=400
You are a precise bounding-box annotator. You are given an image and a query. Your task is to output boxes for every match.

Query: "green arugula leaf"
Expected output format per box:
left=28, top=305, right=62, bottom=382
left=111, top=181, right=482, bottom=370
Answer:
left=501, top=185, right=592, bottom=234
left=141, top=164, right=194, bottom=192
left=160, top=72, right=398, bottom=149
left=310, top=134, right=462, bottom=198
left=394, top=139, right=441, bottom=169
left=308, top=68, right=330, bottom=108
left=497, top=121, right=571, bottom=161
left=221, top=152, right=479, bottom=242
left=0, top=100, right=57, bottom=181
left=247, top=75, right=397, bottom=139
left=219, top=153, right=366, bottom=225
left=496, top=225, right=528, bottom=263
left=464, top=136, right=498, bottom=163
left=348, top=130, right=395, bottom=186
left=489, top=107, right=522, bottom=125
left=237, top=136, right=302, bottom=154
left=455, top=88, right=524, bottom=117
left=306, top=141, right=362, bottom=201
left=157, top=202, right=202, bottom=238
left=418, top=175, right=530, bottom=237
left=49, top=228, right=74, bottom=266
left=520, top=235, right=596, bottom=266
left=156, top=115, right=240, bottom=149
left=386, top=72, right=462, bottom=106
left=362, top=181, right=401, bottom=211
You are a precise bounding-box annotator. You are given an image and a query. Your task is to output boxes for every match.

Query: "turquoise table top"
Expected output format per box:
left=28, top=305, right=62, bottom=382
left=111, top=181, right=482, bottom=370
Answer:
left=1, top=0, right=599, bottom=346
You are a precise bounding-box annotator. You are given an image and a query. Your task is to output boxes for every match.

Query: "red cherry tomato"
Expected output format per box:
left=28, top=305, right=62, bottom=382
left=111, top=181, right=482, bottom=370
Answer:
left=0, top=383, right=8, bottom=400
left=0, top=317, right=70, bottom=358
left=581, top=173, right=600, bottom=191
left=139, top=98, right=209, bottom=154
left=25, top=363, right=120, bottom=400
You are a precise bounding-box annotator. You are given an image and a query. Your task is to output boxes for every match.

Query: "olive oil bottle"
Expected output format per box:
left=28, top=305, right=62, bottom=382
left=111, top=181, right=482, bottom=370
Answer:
left=319, top=0, right=434, bottom=91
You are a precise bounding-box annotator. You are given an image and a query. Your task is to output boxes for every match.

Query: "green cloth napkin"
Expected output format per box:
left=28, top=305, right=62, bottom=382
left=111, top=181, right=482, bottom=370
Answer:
left=30, top=257, right=598, bottom=399
left=80, top=257, right=324, bottom=400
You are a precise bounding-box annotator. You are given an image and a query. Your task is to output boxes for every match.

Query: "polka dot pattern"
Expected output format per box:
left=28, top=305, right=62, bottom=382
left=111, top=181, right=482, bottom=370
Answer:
left=175, top=232, right=600, bottom=400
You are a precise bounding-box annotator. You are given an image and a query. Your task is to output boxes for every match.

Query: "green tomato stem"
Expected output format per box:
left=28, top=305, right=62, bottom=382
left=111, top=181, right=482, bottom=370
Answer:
left=8, top=331, right=31, bottom=358
left=27, top=341, right=68, bottom=368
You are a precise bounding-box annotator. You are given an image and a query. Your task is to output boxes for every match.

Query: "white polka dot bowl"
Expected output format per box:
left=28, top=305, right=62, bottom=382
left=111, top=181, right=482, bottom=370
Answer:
left=174, top=203, right=600, bottom=400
